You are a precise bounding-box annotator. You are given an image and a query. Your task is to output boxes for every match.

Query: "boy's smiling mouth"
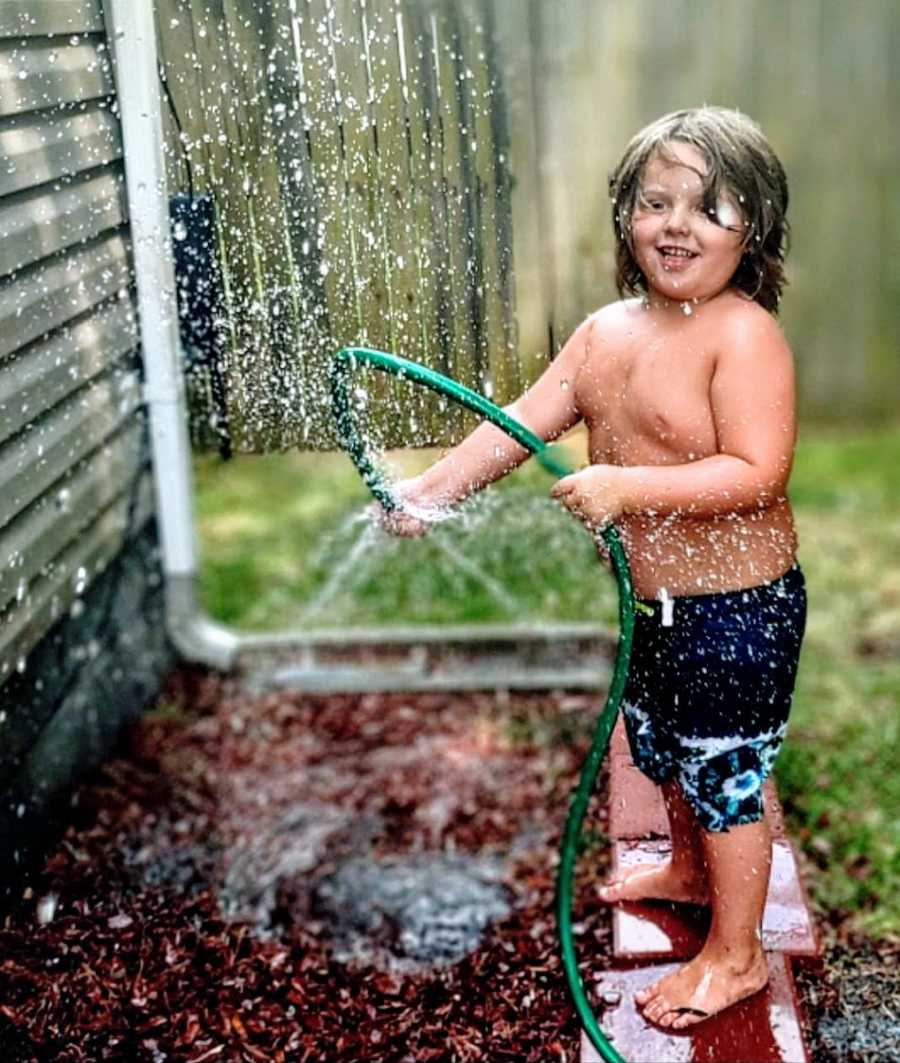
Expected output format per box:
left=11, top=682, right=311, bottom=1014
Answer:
left=658, top=245, right=699, bottom=269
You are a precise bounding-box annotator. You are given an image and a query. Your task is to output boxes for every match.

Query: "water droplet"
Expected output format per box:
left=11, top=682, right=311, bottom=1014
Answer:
left=37, top=894, right=58, bottom=925
left=681, top=302, right=693, bottom=316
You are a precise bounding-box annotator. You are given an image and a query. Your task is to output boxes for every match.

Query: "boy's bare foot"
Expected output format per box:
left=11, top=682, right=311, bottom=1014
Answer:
left=635, top=947, right=769, bottom=1028
left=598, top=861, right=709, bottom=905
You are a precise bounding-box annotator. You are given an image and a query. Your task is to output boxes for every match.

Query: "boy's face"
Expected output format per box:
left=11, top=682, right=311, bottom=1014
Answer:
left=631, top=142, right=747, bottom=306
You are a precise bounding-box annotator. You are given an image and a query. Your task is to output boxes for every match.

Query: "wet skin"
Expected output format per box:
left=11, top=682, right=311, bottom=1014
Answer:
left=576, top=288, right=798, bottom=599
left=571, top=143, right=798, bottom=598
left=598, top=779, right=774, bottom=1027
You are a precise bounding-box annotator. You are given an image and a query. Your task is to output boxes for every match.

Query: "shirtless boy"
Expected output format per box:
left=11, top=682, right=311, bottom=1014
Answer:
left=375, top=106, right=807, bottom=1029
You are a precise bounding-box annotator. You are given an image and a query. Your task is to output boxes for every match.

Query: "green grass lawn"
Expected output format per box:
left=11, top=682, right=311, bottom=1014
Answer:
left=775, top=427, right=900, bottom=938
left=192, top=436, right=619, bottom=630
left=193, top=424, right=900, bottom=937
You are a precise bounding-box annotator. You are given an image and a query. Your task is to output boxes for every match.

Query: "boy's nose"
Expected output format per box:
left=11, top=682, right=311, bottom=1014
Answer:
left=664, top=204, right=691, bottom=233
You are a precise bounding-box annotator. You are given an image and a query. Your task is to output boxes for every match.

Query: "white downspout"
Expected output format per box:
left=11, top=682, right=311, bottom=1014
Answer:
left=105, top=0, right=238, bottom=670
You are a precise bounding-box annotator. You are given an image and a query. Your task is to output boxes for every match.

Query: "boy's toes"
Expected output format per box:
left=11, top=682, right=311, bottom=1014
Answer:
left=634, top=980, right=662, bottom=1006
left=671, top=1009, right=707, bottom=1030
left=642, top=993, right=671, bottom=1022
left=598, top=879, right=623, bottom=902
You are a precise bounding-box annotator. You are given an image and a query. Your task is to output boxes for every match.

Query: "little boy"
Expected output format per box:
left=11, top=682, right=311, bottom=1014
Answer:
left=375, top=107, right=807, bottom=1028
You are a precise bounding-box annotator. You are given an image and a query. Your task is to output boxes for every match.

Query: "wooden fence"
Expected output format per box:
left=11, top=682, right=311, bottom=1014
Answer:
left=158, top=0, right=900, bottom=451
left=158, top=0, right=520, bottom=450
left=494, top=0, right=900, bottom=421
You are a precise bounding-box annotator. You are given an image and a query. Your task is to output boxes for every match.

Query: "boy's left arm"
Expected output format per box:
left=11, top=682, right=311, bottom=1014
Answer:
left=551, top=314, right=796, bottom=526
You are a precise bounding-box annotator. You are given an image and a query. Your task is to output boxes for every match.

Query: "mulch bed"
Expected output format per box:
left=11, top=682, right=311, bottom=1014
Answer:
left=1, top=665, right=897, bottom=1062
left=0, top=667, right=614, bottom=1062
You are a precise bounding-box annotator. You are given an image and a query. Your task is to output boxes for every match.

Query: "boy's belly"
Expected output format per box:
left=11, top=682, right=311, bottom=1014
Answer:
left=612, top=500, right=798, bottom=598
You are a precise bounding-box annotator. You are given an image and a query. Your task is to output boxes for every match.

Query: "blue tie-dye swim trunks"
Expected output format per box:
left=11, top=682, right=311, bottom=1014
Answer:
left=621, top=562, right=807, bottom=832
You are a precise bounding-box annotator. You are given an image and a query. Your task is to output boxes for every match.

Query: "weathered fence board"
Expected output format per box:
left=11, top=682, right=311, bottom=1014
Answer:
left=157, top=0, right=520, bottom=450
left=498, top=0, right=899, bottom=417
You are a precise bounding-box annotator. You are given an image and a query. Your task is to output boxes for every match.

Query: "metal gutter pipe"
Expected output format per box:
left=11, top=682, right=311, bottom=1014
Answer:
left=104, top=0, right=238, bottom=670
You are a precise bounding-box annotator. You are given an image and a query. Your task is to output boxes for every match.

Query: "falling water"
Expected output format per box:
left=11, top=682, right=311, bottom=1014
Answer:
left=301, top=512, right=380, bottom=621
left=157, top=0, right=516, bottom=454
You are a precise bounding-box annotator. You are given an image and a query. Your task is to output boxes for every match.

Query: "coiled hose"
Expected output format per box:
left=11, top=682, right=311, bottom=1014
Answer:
left=329, top=347, right=632, bottom=1063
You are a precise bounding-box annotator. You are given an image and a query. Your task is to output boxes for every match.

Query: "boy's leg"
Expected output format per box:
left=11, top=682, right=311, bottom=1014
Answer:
left=662, top=778, right=709, bottom=881
left=700, top=812, right=772, bottom=960
left=599, top=779, right=708, bottom=903
left=636, top=815, right=771, bottom=1027
left=631, top=565, right=804, bottom=1021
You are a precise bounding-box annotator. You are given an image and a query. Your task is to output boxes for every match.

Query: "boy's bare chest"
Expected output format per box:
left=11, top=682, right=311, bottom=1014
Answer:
left=579, top=335, right=720, bottom=464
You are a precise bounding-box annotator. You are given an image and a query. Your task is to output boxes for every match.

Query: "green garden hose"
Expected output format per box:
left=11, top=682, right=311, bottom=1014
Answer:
left=329, top=346, right=633, bottom=1063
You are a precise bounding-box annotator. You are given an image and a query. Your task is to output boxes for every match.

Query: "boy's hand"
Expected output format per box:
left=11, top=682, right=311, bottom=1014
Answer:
left=550, top=465, right=631, bottom=532
left=370, top=506, right=432, bottom=537
left=368, top=477, right=444, bottom=538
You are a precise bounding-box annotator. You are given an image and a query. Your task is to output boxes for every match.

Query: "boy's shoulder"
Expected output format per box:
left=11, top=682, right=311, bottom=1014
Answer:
left=711, top=291, right=789, bottom=351
left=589, top=298, right=644, bottom=323
left=582, top=299, right=643, bottom=340
left=707, top=293, right=793, bottom=381
left=579, top=294, right=789, bottom=358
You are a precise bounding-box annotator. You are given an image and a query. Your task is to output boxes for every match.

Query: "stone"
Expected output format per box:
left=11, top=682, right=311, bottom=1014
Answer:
left=609, top=838, right=820, bottom=962
left=581, top=953, right=810, bottom=1062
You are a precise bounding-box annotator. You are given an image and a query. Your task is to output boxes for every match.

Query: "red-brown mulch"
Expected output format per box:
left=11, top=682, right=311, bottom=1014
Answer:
left=4, top=665, right=898, bottom=1062
left=0, top=667, right=615, bottom=1063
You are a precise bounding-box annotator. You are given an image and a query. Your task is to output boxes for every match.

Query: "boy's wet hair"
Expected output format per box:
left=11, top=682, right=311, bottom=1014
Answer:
left=609, top=107, right=790, bottom=313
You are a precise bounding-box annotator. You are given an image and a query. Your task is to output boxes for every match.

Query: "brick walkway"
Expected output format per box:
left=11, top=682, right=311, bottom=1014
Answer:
left=581, top=719, right=819, bottom=1063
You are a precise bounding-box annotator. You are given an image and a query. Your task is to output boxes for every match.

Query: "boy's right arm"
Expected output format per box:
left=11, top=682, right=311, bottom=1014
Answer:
left=375, top=316, right=594, bottom=535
